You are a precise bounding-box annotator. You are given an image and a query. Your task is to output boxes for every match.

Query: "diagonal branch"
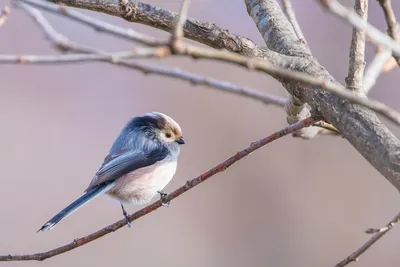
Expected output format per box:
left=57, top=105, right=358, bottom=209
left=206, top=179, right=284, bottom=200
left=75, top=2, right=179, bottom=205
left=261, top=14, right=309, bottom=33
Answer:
left=0, top=117, right=316, bottom=261
left=377, top=0, right=400, bottom=66
left=42, top=0, right=283, bottom=60
left=317, top=0, right=400, bottom=57
left=335, top=211, right=400, bottom=267
left=345, top=0, right=368, bottom=95
left=280, top=0, right=307, bottom=46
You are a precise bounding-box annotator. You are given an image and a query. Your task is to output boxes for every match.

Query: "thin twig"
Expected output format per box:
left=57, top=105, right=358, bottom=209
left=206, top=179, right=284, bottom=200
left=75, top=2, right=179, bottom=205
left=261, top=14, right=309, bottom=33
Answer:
left=0, top=6, right=10, bottom=28
left=15, top=0, right=164, bottom=46
left=16, top=3, right=286, bottom=107
left=377, top=0, right=400, bottom=66
left=281, top=0, right=306, bottom=43
left=171, top=0, right=190, bottom=43
left=363, top=48, right=392, bottom=93
left=318, top=0, right=400, bottom=57
left=345, top=0, right=368, bottom=95
left=0, top=50, right=148, bottom=64
left=335, top=211, right=400, bottom=267
left=0, top=117, right=316, bottom=261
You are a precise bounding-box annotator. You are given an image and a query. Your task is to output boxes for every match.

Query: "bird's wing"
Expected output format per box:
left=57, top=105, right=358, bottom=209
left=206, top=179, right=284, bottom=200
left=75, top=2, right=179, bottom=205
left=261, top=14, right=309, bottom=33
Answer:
left=85, top=146, right=169, bottom=191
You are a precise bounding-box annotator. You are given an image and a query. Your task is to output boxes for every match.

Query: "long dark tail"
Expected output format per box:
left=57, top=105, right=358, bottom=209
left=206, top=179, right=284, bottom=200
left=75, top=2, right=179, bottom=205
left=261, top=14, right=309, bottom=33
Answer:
left=38, top=183, right=114, bottom=232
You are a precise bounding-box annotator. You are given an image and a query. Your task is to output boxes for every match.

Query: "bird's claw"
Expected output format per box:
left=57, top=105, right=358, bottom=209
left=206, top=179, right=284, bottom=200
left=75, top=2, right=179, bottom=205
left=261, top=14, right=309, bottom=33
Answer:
left=157, top=190, right=171, bottom=208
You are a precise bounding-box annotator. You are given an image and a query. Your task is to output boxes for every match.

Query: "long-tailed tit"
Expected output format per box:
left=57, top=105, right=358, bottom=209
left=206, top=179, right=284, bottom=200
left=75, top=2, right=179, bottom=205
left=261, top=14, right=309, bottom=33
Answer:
left=38, top=112, right=184, bottom=231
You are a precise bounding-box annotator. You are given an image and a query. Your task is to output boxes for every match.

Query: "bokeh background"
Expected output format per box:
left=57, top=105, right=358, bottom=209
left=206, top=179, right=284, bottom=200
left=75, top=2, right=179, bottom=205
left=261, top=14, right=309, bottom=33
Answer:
left=1, top=0, right=400, bottom=266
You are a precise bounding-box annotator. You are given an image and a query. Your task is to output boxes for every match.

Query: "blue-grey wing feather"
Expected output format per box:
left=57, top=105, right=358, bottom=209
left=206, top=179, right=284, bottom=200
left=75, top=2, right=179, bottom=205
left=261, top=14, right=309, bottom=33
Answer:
left=86, top=146, right=169, bottom=191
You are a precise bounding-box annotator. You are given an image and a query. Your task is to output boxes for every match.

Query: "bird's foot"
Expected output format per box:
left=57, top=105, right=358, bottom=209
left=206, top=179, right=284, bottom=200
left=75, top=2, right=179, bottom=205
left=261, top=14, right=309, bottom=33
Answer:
left=157, top=190, right=171, bottom=208
left=121, top=204, right=132, bottom=228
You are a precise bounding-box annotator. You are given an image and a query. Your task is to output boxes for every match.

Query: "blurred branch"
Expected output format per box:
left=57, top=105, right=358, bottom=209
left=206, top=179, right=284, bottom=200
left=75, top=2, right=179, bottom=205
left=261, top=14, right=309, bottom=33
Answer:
left=0, top=117, right=316, bottom=261
left=0, top=6, right=10, bottom=28
left=377, top=0, right=400, bottom=66
left=345, top=0, right=367, bottom=95
left=317, top=0, right=400, bottom=57
left=281, top=0, right=307, bottom=45
left=0, top=50, right=157, bottom=64
left=17, top=3, right=287, bottom=107
left=363, top=48, right=393, bottom=93
left=170, top=0, right=189, bottom=44
left=335, top=211, right=400, bottom=267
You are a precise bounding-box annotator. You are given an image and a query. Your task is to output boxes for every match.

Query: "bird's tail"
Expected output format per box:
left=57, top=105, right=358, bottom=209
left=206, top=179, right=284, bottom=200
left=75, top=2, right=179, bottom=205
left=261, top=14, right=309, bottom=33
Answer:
left=38, top=182, right=114, bottom=232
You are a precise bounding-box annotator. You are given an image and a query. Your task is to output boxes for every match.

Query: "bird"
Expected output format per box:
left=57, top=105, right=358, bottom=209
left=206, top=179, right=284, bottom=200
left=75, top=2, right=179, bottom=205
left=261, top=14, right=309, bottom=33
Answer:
left=38, top=112, right=184, bottom=231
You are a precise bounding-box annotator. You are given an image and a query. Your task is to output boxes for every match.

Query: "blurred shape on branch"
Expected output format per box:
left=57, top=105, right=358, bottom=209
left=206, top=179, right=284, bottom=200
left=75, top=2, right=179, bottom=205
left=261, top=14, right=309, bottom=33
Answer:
left=0, top=5, right=10, bottom=28
left=0, top=117, right=316, bottom=261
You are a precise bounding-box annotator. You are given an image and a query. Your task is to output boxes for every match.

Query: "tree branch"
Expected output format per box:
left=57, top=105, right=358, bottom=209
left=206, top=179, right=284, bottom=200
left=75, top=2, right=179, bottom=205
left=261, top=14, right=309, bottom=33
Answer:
left=244, top=0, right=400, bottom=195
left=377, top=0, right=400, bottom=66
left=346, top=0, right=368, bottom=95
left=317, top=0, right=400, bottom=57
left=335, top=211, right=400, bottom=267
left=363, top=48, right=393, bottom=93
left=280, top=0, right=307, bottom=44
left=15, top=2, right=287, bottom=107
left=0, top=117, right=316, bottom=261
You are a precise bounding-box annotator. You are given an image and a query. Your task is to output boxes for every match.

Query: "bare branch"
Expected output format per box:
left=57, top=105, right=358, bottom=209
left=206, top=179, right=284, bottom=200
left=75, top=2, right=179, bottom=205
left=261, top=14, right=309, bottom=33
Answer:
left=0, top=117, right=316, bottom=261
left=16, top=0, right=164, bottom=46
left=37, top=0, right=285, bottom=62
left=16, top=3, right=286, bottom=107
left=243, top=0, right=400, bottom=195
left=245, top=0, right=310, bottom=56
left=0, top=50, right=157, bottom=64
left=317, top=0, right=400, bottom=57
left=281, top=0, right=307, bottom=44
left=335, top=211, right=400, bottom=267
left=0, top=6, right=10, bottom=28
left=363, top=48, right=392, bottom=93
left=171, top=0, right=190, bottom=43
left=346, top=0, right=368, bottom=95
left=377, top=0, right=400, bottom=66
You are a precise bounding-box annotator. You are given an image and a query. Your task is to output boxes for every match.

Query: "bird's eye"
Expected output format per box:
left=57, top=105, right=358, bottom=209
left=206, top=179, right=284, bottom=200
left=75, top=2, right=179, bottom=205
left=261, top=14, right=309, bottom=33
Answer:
left=165, top=132, right=172, bottom=138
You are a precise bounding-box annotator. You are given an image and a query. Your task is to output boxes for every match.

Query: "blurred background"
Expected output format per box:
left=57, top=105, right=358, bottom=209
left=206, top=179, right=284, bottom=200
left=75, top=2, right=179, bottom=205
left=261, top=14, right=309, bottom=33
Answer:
left=1, top=0, right=400, bottom=266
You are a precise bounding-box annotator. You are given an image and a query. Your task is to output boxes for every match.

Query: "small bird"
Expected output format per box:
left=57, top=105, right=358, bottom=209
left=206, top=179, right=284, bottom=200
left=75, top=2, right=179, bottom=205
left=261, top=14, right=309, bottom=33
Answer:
left=38, top=112, right=184, bottom=231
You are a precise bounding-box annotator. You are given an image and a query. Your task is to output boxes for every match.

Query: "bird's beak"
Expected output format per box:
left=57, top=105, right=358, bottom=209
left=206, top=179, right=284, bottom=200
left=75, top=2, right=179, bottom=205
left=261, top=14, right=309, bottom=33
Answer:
left=176, top=137, right=185, bottom=145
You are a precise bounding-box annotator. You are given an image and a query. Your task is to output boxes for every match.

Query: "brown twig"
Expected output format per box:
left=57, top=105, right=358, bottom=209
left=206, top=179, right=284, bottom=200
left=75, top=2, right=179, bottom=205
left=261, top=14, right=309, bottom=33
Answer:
left=345, top=0, right=368, bottom=95
left=0, top=117, right=316, bottom=261
left=377, top=0, right=400, bottom=66
left=0, top=6, right=10, bottom=28
left=335, top=211, right=400, bottom=267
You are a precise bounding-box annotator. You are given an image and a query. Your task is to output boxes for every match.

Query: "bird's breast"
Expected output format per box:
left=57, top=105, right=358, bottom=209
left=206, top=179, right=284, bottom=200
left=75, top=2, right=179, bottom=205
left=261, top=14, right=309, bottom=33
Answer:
left=106, top=159, right=178, bottom=205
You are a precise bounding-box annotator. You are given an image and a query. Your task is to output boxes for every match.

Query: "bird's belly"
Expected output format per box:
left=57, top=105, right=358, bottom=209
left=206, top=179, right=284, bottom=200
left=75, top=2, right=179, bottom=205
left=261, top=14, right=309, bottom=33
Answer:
left=106, top=160, right=177, bottom=205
